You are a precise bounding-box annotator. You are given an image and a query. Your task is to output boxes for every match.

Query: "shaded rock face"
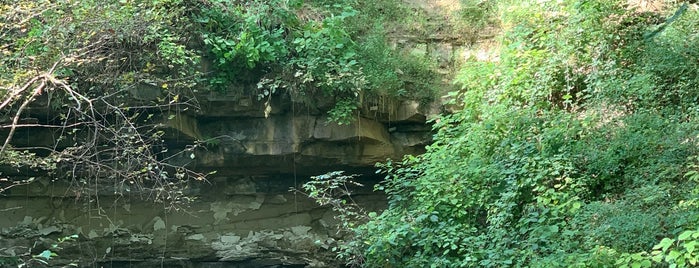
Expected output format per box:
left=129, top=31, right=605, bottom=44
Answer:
left=175, top=115, right=431, bottom=175
left=160, top=93, right=436, bottom=176
left=0, top=176, right=386, bottom=267
left=0, top=175, right=386, bottom=267
left=0, top=96, right=435, bottom=267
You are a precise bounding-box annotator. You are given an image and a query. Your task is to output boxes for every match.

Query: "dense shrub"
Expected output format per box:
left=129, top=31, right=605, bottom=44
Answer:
left=349, top=1, right=699, bottom=267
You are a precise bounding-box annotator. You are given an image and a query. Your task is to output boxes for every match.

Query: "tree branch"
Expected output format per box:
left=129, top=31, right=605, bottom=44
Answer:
left=0, top=80, right=45, bottom=155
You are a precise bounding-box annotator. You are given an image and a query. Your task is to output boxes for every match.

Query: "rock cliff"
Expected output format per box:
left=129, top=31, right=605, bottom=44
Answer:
left=0, top=94, right=436, bottom=267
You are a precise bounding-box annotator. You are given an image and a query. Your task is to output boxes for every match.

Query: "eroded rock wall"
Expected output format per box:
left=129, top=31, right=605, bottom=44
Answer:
left=1, top=174, right=387, bottom=267
left=0, top=95, right=434, bottom=267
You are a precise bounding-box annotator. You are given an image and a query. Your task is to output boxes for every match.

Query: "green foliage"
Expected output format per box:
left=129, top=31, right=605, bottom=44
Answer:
left=195, top=0, right=436, bottom=123
left=199, top=0, right=292, bottom=74
left=327, top=98, right=359, bottom=125
left=347, top=0, right=699, bottom=266
left=574, top=110, right=699, bottom=197
left=651, top=231, right=699, bottom=267
left=0, top=0, right=212, bottom=206
left=297, top=171, right=369, bottom=266
left=455, top=0, right=498, bottom=40
left=573, top=191, right=666, bottom=252
left=586, top=3, right=699, bottom=110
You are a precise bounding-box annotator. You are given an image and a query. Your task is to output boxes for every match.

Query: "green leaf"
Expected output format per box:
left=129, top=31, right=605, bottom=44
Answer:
left=651, top=252, right=664, bottom=262
left=684, top=241, right=697, bottom=254
left=693, top=231, right=699, bottom=239
left=679, top=230, right=694, bottom=241
left=656, top=238, right=675, bottom=252
left=667, top=250, right=681, bottom=261
left=37, top=250, right=53, bottom=260
left=550, top=225, right=559, bottom=233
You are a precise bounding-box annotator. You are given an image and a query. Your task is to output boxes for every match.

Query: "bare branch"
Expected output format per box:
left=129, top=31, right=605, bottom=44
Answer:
left=0, top=122, right=86, bottom=129
left=0, top=76, right=40, bottom=111
left=0, top=80, right=45, bottom=154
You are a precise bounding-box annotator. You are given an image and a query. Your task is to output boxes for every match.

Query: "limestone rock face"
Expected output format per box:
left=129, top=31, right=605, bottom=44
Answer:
left=0, top=95, right=435, bottom=267
left=160, top=97, right=434, bottom=176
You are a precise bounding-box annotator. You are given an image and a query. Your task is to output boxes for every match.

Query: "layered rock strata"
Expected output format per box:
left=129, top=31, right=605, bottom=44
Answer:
left=0, top=96, right=435, bottom=267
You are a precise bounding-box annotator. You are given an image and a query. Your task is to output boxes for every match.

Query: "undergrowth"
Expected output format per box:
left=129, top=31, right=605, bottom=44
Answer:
left=321, top=1, right=699, bottom=267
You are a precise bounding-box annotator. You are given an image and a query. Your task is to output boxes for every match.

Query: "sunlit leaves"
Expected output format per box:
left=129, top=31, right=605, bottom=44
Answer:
left=356, top=0, right=699, bottom=267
